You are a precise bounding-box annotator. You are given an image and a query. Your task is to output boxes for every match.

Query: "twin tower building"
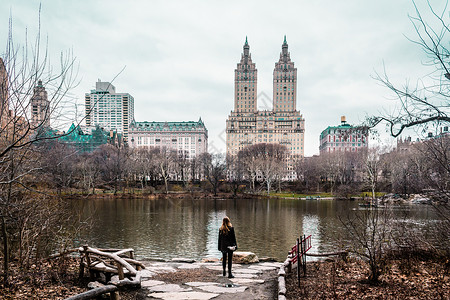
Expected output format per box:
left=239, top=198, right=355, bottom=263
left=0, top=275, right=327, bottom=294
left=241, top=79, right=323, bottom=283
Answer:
left=226, top=37, right=305, bottom=157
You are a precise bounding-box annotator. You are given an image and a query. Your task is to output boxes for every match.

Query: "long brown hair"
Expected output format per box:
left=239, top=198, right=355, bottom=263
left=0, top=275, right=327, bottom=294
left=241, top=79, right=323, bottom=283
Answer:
left=220, top=216, right=232, bottom=234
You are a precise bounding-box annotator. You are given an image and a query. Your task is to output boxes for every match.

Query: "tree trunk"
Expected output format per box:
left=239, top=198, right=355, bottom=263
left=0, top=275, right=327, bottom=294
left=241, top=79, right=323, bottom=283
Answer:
left=213, top=182, right=218, bottom=196
left=114, top=176, right=118, bottom=195
left=65, top=285, right=118, bottom=300
left=164, top=177, right=169, bottom=194
left=1, top=216, right=9, bottom=284
left=181, top=168, right=185, bottom=187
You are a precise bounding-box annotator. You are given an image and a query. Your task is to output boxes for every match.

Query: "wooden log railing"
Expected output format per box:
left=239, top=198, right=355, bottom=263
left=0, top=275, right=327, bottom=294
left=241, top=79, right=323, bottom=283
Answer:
left=78, top=245, right=143, bottom=282
left=65, top=246, right=144, bottom=300
left=306, top=251, right=348, bottom=258
left=48, top=248, right=79, bottom=260
left=65, top=285, right=118, bottom=300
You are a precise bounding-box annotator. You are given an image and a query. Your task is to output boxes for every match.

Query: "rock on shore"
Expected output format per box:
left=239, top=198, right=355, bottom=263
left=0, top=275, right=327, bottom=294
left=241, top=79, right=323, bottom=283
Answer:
left=232, top=252, right=259, bottom=264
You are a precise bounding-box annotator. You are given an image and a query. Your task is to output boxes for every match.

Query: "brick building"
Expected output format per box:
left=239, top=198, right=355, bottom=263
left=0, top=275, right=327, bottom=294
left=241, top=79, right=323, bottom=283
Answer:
left=319, top=116, right=368, bottom=154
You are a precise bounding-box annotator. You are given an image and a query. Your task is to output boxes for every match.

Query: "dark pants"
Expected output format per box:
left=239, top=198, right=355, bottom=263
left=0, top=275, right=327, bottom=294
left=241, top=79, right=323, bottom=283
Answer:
left=222, top=250, right=233, bottom=274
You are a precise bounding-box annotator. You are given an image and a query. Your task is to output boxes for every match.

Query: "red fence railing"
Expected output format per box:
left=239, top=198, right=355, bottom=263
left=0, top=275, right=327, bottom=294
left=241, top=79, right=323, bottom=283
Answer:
left=289, top=234, right=311, bottom=264
left=287, top=234, right=311, bottom=287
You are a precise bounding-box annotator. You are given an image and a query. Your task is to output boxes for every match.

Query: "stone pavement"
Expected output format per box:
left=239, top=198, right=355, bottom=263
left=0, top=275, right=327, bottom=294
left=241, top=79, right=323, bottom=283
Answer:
left=137, top=260, right=281, bottom=299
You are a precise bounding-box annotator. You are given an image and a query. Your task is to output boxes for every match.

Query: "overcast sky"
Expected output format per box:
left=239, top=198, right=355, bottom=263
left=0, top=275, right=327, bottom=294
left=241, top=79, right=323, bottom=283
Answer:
left=1, top=0, right=444, bottom=156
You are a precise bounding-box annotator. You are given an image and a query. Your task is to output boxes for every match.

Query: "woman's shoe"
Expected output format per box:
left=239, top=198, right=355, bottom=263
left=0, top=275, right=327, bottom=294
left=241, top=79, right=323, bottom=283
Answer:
left=228, top=274, right=234, bottom=278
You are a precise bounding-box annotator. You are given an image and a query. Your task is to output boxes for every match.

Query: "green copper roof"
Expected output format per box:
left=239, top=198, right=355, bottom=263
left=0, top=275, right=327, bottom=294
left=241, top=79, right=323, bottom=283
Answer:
left=245, top=36, right=248, bottom=45
left=283, top=35, right=287, bottom=44
left=132, top=120, right=207, bottom=132
left=38, top=124, right=111, bottom=152
left=319, top=122, right=368, bottom=139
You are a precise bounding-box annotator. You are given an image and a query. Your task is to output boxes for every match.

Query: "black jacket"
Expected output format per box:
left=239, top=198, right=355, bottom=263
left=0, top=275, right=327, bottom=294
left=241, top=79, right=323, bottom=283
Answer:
left=218, top=227, right=237, bottom=252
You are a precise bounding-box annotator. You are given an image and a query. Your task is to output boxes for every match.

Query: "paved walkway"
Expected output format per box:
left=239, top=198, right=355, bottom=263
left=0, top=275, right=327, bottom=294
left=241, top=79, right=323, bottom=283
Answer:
left=137, top=260, right=281, bottom=299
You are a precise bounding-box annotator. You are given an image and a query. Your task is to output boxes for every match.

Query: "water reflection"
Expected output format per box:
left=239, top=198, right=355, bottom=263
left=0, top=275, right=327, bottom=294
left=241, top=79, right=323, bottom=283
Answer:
left=302, top=215, right=320, bottom=255
left=71, top=198, right=439, bottom=262
left=206, top=210, right=226, bottom=258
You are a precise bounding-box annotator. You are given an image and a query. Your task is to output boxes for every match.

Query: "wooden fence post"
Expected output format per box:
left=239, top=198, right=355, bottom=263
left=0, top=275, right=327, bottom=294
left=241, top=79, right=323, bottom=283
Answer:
left=300, top=236, right=304, bottom=277
left=297, top=237, right=300, bottom=288
left=116, top=261, right=125, bottom=280
left=303, top=234, right=307, bottom=276
left=78, top=257, right=85, bottom=279
left=83, top=245, right=95, bottom=280
left=110, top=290, right=120, bottom=300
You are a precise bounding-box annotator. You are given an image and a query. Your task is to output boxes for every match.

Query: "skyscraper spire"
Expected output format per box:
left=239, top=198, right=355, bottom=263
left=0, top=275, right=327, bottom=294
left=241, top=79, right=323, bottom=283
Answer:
left=243, top=36, right=250, bottom=59
left=234, top=36, right=257, bottom=113
left=273, top=35, right=296, bottom=112
left=282, top=35, right=288, bottom=58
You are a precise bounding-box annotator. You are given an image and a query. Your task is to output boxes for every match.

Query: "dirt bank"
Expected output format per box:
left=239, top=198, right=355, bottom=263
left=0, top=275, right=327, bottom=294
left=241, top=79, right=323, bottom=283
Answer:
left=285, top=258, right=449, bottom=299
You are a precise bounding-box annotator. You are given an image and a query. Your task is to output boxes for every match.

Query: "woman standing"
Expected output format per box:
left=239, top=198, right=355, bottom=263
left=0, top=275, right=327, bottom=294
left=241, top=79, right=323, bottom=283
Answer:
left=218, top=216, right=238, bottom=278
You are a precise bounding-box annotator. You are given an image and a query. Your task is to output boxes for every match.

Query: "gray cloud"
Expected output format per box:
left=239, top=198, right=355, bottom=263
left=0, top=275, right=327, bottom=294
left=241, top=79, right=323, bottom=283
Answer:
left=1, top=0, right=442, bottom=155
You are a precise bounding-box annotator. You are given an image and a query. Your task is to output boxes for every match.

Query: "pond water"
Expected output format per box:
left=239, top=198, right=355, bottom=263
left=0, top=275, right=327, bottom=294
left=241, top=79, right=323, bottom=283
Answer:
left=71, top=197, right=440, bottom=262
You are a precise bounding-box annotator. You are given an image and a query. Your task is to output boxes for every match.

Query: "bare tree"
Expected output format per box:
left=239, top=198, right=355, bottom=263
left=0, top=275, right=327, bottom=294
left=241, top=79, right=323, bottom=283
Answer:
left=369, top=0, right=450, bottom=137
left=202, top=153, right=226, bottom=196
left=135, top=147, right=159, bottom=189
left=189, top=154, right=206, bottom=183
left=295, top=155, right=322, bottom=192
left=38, top=141, right=78, bottom=195
left=382, top=134, right=449, bottom=201
left=76, top=151, right=100, bottom=194
left=239, top=143, right=288, bottom=195
left=318, top=152, right=341, bottom=194
left=340, top=208, right=393, bottom=282
left=362, top=147, right=383, bottom=200
left=93, top=144, right=129, bottom=194
left=175, top=150, right=190, bottom=186
left=226, top=153, right=244, bottom=196
left=154, top=147, right=176, bottom=194
left=259, top=143, right=288, bottom=195
left=382, top=146, right=412, bottom=195
left=0, top=10, right=80, bottom=283
left=239, top=146, right=259, bottom=192
left=418, top=135, right=450, bottom=196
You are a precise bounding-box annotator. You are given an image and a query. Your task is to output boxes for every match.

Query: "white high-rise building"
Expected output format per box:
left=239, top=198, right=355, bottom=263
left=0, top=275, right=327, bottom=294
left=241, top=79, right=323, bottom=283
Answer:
left=85, top=80, right=134, bottom=142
